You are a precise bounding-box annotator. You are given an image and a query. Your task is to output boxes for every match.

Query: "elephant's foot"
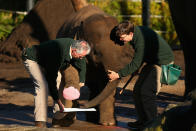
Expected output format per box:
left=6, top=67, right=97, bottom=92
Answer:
left=99, top=108, right=116, bottom=126
left=99, top=119, right=116, bottom=126
left=100, top=122, right=116, bottom=126
left=52, top=112, right=76, bottom=127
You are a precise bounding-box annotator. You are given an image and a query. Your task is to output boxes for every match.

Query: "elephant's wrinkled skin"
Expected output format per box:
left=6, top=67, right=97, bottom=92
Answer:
left=57, top=5, right=134, bottom=125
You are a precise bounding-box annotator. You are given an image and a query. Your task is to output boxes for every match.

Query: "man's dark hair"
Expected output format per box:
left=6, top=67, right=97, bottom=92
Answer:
left=110, top=26, right=124, bottom=46
left=116, top=20, right=134, bottom=37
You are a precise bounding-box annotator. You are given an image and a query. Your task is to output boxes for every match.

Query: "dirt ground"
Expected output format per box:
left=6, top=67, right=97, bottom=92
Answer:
left=0, top=50, right=185, bottom=130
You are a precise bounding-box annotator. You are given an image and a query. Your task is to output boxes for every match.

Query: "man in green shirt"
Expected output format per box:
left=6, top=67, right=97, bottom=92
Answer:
left=108, top=21, right=174, bottom=129
left=22, top=38, right=91, bottom=127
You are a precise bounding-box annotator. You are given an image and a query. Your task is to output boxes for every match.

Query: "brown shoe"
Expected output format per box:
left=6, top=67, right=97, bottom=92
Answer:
left=35, top=121, right=47, bottom=128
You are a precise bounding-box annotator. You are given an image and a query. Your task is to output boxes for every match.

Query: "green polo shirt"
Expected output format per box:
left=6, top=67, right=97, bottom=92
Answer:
left=24, top=38, right=86, bottom=100
left=118, top=26, right=174, bottom=77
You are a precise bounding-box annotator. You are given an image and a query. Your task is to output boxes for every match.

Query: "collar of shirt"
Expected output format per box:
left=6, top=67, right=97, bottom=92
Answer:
left=69, top=47, right=72, bottom=59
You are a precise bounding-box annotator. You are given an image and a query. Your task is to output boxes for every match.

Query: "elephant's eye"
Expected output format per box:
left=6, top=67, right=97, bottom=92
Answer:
left=94, top=50, right=101, bottom=56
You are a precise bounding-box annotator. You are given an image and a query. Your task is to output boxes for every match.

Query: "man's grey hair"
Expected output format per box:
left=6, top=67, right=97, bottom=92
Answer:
left=71, top=40, right=91, bottom=55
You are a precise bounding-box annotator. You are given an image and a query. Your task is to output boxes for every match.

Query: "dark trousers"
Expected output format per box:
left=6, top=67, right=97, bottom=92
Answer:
left=133, top=64, right=162, bottom=123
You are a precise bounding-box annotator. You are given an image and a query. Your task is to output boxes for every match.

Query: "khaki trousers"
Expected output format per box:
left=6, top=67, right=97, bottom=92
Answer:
left=23, top=59, right=64, bottom=122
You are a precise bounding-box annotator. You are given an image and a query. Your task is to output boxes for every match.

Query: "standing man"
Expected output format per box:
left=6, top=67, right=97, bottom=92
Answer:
left=22, top=38, right=91, bottom=128
left=108, top=21, right=174, bottom=129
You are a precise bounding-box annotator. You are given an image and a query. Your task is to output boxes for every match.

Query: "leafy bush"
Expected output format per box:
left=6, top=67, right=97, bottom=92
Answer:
left=88, top=0, right=180, bottom=46
left=0, top=11, right=24, bottom=41
left=89, top=0, right=122, bottom=21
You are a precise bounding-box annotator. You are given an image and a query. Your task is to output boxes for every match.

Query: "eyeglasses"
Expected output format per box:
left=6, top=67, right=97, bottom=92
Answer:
left=119, top=34, right=128, bottom=40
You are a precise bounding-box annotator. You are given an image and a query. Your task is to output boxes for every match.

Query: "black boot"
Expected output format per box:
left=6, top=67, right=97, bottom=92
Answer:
left=127, top=120, right=144, bottom=129
left=52, top=112, right=76, bottom=127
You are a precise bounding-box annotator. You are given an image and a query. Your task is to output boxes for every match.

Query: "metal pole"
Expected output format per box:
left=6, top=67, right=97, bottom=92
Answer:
left=142, top=0, right=151, bottom=27
left=27, top=0, right=34, bottom=12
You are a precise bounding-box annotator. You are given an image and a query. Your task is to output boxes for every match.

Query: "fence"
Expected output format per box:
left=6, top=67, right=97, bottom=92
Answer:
left=88, top=0, right=180, bottom=46
left=0, top=9, right=27, bottom=15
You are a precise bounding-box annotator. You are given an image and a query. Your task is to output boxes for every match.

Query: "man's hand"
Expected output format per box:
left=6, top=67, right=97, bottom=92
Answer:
left=56, top=99, right=65, bottom=112
left=79, top=82, right=84, bottom=87
left=107, top=70, right=120, bottom=82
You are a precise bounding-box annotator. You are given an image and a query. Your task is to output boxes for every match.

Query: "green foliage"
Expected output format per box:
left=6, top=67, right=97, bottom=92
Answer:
left=126, top=1, right=142, bottom=25
left=88, top=0, right=180, bottom=46
left=0, top=11, right=24, bottom=41
left=88, top=0, right=123, bottom=21
left=150, top=1, right=180, bottom=45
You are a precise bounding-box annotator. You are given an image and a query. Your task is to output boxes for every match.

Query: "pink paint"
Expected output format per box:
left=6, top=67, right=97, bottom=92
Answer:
left=103, top=126, right=121, bottom=129
left=63, top=86, right=80, bottom=100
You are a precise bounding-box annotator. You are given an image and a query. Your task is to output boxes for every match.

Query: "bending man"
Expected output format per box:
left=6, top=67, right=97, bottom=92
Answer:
left=22, top=38, right=91, bottom=127
left=108, top=21, right=174, bottom=129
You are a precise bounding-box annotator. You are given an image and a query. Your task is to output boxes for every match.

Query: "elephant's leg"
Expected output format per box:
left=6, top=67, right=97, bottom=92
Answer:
left=86, top=80, right=118, bottom=125
left=86, top=83, right=100, bottom=123
left=86, top=106, right=100, bottom=124
left=52, top=65, right=80, bottom=127
left=99, top=88, right=116, bottom=126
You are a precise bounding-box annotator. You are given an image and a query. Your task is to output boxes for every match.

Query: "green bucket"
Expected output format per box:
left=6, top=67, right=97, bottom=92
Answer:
left=160, top=64, right=182, bottom=85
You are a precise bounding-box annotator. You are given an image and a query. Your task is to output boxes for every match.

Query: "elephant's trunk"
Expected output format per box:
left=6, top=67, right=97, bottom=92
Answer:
left=84, top=80, right=119, bottom=108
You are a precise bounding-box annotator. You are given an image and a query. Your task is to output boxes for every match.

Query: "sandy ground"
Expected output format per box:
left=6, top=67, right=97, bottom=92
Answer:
left=0, top=50, right=186, bottom=130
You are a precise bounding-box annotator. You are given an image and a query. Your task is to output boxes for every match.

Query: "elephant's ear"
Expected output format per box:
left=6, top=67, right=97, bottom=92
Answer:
left=84, top=80, right=119, bottom=108
left=110, top=26, right=124, bottom=46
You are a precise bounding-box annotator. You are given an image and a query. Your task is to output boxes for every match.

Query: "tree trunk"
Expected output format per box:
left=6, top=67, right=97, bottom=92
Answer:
left=168, top=0, right=196, bottom=97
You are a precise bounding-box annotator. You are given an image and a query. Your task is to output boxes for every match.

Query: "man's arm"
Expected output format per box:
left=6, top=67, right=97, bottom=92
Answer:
left=118, top=39, right=145, bottom=78
left=46, top=70, right=66, bottom=112
left=79, top=82, right=85, bottom=87
left=108, top=38, right=145, bottom=81
left=71, top=58, right=86, bottom=83
left=45, top=70, right=59, bottom=101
